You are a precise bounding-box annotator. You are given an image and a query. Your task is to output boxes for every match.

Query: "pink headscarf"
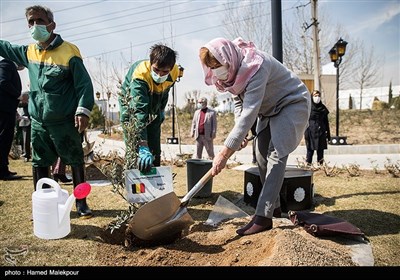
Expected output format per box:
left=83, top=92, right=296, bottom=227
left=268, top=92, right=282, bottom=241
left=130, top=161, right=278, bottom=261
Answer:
left=201, top=37, right=263, bottom=95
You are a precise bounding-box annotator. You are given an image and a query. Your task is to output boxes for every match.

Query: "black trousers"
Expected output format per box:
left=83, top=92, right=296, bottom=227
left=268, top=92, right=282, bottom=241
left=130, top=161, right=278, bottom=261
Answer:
left=0, top=111, right=16, bottom=176
left=306, top=148, right=324, bottom=164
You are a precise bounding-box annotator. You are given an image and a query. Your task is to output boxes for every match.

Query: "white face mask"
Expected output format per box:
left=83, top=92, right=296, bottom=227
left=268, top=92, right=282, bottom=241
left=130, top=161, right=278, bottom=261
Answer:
left=212, top=65, right=229, bottom=80
left=151, top=69, right=169, bottom=83
left=313, top=96, right=321, bottom=104
left=29, top=24, right=51, bottom=42
left=198, top=101, right=207, bottom=109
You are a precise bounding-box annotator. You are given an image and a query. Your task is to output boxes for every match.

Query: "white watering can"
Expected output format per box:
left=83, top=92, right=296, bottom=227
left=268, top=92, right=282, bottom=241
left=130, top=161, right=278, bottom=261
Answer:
left=32, top=178, right=91, bottom=240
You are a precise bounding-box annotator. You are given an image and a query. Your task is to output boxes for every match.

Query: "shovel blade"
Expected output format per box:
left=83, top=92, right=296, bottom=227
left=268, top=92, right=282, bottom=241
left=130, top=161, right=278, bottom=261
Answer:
left=130, top=192, right=194, bottom=241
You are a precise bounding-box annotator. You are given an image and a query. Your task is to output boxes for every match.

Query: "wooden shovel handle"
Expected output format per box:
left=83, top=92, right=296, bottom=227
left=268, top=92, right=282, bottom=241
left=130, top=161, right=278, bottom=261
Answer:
left=180, top=168, right=213, bottom=206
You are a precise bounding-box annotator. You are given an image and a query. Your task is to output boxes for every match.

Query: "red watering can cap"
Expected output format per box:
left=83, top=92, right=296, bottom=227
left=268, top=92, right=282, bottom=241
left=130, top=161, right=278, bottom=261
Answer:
left=73, top=182, right=91, bottom=199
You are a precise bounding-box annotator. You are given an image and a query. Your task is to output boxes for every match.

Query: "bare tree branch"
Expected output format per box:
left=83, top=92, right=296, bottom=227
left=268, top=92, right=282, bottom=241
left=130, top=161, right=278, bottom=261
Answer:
left=352, top=44, right=381, bottom=109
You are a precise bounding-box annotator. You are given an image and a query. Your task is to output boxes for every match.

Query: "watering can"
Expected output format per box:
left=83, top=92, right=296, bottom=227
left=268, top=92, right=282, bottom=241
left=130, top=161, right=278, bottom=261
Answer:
left=32, top=178, right=91, bottom=240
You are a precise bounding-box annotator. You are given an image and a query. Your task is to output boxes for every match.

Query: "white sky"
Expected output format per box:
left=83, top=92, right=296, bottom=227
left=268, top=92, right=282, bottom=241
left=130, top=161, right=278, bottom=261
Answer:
left=1, top=0, right=399, bottom=108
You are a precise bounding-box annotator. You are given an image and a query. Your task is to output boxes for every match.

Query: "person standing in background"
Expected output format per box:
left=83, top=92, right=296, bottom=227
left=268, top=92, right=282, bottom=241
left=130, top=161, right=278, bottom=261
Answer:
left=17, top=91, right=31, bottom=162
left=0, top=59, right=24, bottom=180
left=0, top=5, right=94, bottom=218
left=191, top=97, right=217, bottom=160
left=52, top=157, right=72, bottom=183
left=304, top=90, right=331, bottom=165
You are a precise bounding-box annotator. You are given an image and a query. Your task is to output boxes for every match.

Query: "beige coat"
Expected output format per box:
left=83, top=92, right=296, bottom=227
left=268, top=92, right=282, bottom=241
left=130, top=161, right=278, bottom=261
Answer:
left=191, top=107, right=217, bottom=140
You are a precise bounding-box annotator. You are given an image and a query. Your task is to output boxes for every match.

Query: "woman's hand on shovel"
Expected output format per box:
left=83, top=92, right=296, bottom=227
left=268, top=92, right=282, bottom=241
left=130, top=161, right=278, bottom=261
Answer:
left=212, top=147, right=234, bottom=176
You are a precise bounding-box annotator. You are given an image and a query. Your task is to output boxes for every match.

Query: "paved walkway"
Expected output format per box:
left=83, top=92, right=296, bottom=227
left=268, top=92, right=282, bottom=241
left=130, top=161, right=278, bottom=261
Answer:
left=87, top=130, right=399, bottom=170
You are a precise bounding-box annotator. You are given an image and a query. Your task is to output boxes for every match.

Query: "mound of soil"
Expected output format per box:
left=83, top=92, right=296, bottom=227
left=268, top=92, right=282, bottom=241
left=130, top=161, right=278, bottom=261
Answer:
left=87, top=154, right=369, bottom=267
left=97, top=218, right=359, bottom=266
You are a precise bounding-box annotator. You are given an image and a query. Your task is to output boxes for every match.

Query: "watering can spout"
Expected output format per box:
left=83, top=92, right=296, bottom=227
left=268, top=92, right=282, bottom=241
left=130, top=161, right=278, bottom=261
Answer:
left=59, top=195, right=76, bottom=224
left=58, top=182, right=92, bottom=224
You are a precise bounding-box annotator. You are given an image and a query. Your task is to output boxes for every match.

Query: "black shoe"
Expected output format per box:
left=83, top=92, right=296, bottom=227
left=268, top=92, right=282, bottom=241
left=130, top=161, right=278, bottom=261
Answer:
left=1, top=174, right=22, bottom=180
left=76, top=199, right=93, bottom=219
left=53, top=174, right=72, bottom=183
left=8, top=171, right=17, bottom=175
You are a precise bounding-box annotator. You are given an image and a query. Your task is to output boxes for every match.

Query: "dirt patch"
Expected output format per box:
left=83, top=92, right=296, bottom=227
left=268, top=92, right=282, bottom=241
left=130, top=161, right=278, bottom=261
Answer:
left=85, top=158, right=371, bottom=267
left=96, top=218, right=358, bottom=266
left=85, top=163, right=108, bottom=180
left=5, top=155, right=397, bottom=266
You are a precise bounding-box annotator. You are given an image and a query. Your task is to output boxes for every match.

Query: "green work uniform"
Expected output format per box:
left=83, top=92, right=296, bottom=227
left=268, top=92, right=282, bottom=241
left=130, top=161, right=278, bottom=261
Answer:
left=119, top=60, right=179, bottom=165
left=0, top=35, right=94, bottom=167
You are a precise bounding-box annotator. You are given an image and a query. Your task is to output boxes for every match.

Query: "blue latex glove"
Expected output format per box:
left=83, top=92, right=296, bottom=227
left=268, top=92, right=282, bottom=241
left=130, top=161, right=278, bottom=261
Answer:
left=138, top=146, right=154, bottom=172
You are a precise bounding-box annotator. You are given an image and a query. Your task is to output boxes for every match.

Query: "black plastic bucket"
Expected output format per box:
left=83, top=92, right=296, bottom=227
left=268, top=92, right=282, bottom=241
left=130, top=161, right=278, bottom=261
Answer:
left=186, top=159, right=213, bottom=198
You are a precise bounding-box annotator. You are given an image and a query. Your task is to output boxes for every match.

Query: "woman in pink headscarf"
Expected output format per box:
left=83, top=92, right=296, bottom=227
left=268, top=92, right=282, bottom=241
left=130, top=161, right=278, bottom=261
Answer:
left=199, top=37, right=311, bottom=236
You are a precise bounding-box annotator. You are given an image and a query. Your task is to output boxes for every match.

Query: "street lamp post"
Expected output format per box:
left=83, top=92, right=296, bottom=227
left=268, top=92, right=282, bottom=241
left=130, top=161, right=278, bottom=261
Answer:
left=95, top=91, right=100, bottom=101
left=329, top=38, right=348, bottom=145
left=108, top=103, right=116, bottom=134
left=106, top=91, right=111, bottom=135
left=167, top=65, right=184, bottom=145
left=112, top=104, right=116, bottom=123
left=95, top=91, right=106, bottom=134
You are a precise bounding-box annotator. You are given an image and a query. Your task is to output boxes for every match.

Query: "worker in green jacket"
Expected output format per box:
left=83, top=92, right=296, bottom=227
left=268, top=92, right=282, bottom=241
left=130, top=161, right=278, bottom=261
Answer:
left=0, top=5, right=94, bottom=218
left=119, top=44, right=181, bottom=172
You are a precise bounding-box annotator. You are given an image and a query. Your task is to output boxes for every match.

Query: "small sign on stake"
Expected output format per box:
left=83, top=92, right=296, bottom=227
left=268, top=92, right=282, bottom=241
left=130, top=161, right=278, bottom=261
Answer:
left=124, top=166, right=173, bottom=203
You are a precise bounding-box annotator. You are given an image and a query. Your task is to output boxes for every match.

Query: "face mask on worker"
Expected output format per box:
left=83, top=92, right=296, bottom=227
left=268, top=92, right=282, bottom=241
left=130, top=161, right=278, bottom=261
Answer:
left=313, top=96, right=321, bottom=104
left=212, top=65, right=229, bottom=80
left=151, top=69, right=169, bottom=84
left=30, top=24, right=51, bottom=42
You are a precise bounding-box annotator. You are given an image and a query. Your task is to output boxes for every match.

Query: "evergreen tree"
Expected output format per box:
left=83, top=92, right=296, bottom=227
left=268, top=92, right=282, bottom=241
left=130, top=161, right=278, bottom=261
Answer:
left=388, top=80, right=393, bottom=105
left=89, top=104, right=105, bottom=129
left=348, top=94, right=353, bottom=109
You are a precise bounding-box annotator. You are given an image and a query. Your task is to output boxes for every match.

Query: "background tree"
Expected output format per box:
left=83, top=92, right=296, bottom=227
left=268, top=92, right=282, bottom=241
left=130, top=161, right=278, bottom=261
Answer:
left=89, top=104, right=105, bottom=129
left=89, top=55, right=116, bottom=101
left=221, top=0, right=381, bottom=96
left=222, top=1, right=272, bottom=51
left=208, top=91, right=219, bottom=109
left=222, top=1, right=335, bottom=75
left=352, top=44, right=381, bottom=109
left=348, top=94, right=353, bottom=110
left=181, top=90, right=201, bottom=114
left=388, top=80, right=393, bottom=105
left=391, top=96, right=400, bottom=109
